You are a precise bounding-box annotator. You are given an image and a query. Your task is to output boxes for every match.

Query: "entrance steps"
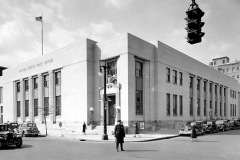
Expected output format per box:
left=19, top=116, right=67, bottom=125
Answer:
left=87, top=125, right=115, bottom=135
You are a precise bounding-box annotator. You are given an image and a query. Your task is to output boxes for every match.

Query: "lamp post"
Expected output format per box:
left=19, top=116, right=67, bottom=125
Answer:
left=99, top=63, right=111, bottom=140
left=90, top=107, right=94, bottom=130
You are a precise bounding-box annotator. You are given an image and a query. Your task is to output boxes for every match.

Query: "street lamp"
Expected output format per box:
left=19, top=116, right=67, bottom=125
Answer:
left=99, top=63, right=111, bottom=140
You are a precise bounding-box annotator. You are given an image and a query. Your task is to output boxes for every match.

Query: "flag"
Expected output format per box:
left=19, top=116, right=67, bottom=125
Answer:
left=35, top=16, right=42, bottom=22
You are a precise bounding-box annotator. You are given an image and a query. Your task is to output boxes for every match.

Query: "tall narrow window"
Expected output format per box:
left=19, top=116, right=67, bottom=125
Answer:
left=189, top=77, right=193, bottom=89
left=179, top=72, right=183, bottom=85
left=179, top=95, right=183, bottom=116
left=204, top=100, right=206, bottom=116
left=173, top=70, right=177, bottom=84
left=173, top=94, right=177, bottom=116
left=215, top=102, right=217, bottom=115
left=0, top=87, right=2, bottom=103
left=166, top=93, right=170, bottom=116
left=55, top=72, right=61, bottom=85
left=34, top=77, right=38, bottom=89
left=224, top=103, right=226, bottom=116
left=25, top=100, right=29, bottom=117
left=17, top=101, right=20, bottom=117
left=190, top=98, right=193, bottom=116
left=56, top=96, right=61, bottom=116
left=136, top=61, right=143, bottom=115
left=44, top=75, right=49, bottom=87
left=16, top=82, right=20, bottom=92
left=166, top=68, right=170, bottom=82
left=220, top=102, right=222, bottom=116
left=34, top=99, right=38, bottom=117
left=25, top=80, right=29, bottom=91
left=197, top=99, right=200, bottom=116
left=44, top=97, right=49, bottom=116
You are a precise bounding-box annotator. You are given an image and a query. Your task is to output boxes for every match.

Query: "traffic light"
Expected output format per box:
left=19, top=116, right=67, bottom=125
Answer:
left=185, top=3, right=205, bottom=44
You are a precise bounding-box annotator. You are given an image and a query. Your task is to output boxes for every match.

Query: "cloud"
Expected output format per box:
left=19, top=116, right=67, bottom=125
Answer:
left=210, top=42, right=233, bottom=52
left=104, top=0, right=133, bottom=8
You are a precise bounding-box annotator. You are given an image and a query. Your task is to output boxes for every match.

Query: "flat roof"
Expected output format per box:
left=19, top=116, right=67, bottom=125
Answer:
left=212, top=56, right=229, bottom=61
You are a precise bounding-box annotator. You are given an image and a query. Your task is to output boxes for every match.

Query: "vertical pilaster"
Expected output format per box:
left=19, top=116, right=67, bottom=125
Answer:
left=20, top=79, right=25, bottom=122
left=200, top=78, right=204, bottom=120
left=13, top=82, right=17, bottom=122
left=28, top=77, right=33, bottom=122
left=38, top=74, right=44, bottom=123
left=221, top=86, right=224, bottom=119
left=206, top=80, right=210, bottom=120
left=212, top=82, right=215, bottom=120
left=49, top=70, right=55, bottom=123
left=226, top=87, right=230, bottom=119
left=193, top=76, right=197, bottom=120
left=217, top=85, right=220, bottom=119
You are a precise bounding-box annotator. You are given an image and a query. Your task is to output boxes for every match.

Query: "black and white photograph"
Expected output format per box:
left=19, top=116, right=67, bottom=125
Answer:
left=0, top=0, right=240, bottom=159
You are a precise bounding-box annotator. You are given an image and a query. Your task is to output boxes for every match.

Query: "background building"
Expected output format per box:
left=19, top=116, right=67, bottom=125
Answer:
left=0, top=33, right=240, bottom=134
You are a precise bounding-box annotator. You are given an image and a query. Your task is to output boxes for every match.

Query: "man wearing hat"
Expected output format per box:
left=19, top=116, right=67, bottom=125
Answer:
left=114, top=120, right=125, bottom=152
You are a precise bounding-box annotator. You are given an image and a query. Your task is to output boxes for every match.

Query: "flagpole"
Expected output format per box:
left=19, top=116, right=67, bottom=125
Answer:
left=41, top=15, right=43, bottom=56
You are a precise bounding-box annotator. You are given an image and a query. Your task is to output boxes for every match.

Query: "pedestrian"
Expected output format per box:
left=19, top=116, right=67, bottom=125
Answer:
left=114, top=120, right=125, bottom=152
left=82, top=122, right=87, bottom=135
left=191, top=125, right=198, bottom=142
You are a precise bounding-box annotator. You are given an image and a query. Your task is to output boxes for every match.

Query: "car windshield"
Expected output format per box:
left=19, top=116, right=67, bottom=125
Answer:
left=207, top=122, right=212, bottom=125
left=196, top=122, right=202, bottom=125
left=0, top=125, right=8, bottom=131
left=28, top=123, right=36, bottom=127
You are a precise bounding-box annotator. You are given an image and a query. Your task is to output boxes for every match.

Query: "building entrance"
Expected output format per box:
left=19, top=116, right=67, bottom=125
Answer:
left=108, top=95, right=116, bottom=125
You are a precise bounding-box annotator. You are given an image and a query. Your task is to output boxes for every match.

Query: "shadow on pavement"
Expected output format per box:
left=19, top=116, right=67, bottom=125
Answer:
left=126, top=150, right=158, bottom=152
left=0, top=144, right=33, bottom=150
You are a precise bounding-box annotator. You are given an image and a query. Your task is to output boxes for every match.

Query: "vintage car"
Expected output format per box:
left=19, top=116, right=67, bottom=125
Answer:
left=216, top=120, right=230, bottom=131
left=179, top=121, right=194, bottom=136
left=8, top=122, right=19, bottom=131
left=195, top=121, right=206, bottom=135
left=0, top=124, right=22, bottom=148
left=179, top=121, right=205, bottom=136
left=18, top=122, right=40, bottom=137
left=205, top=121, right=219, bottom=133
left=228, top=120, right=240, bottom=130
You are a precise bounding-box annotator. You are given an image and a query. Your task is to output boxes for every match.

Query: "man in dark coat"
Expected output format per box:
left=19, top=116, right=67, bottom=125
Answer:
left=191, top=125, right=198, bottom=142
left=114, top=120, right=125, bottom=152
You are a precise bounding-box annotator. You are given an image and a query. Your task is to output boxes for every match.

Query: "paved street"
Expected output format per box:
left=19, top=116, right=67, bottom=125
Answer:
left=1, top=130, right=240, bottom=160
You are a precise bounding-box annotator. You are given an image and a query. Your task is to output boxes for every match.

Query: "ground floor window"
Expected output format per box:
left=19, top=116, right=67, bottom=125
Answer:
left=179, top=95, right=183, bottom=116
left=25, top=100, right=29, bottom=117
left=17, top=101, right=20, bottom=117
left=173, top=94, right=177, bottom=116
left=44, top=97, right=49, bottom=116
left=34, top=99, right=38, bottom=117
left=136, top=91, right=143, bottom=115
left=204, top=100, right=206, bottom=116
left=224, top=103, right=226, bottom=116
left=190, top=98, right=193, bottom=116
left=197, top=99, right=200, bottom=116
left=166, top=93, right=170, bottom=116
left=56, top=96, right=61, bottom=116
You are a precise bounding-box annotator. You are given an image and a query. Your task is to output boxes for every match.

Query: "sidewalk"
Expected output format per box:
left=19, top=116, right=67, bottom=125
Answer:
left=46, top=129, right=179, bottom=142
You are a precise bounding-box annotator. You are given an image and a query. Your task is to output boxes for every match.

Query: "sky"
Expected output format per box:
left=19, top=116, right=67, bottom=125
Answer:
left=0, top=0, right=240, bottom=68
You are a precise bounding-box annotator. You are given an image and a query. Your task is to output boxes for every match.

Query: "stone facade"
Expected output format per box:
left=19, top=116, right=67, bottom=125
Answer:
left=0, top=33, right=240, bottom=134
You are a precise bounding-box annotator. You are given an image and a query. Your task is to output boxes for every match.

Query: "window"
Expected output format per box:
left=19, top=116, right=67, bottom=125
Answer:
left=197, top=79, right=200, bottom=90
left=55, top=72, right=61, bottom=85
left=220, top=102, right=222, bottom=116
left=197, top=99, right=200, bottom=116
left=166, top=93, right=170, bottom=116
left=215, top=85, right=217, bottom=95
left=237, top=66, right=240, bottom=70
left=204, top=100, right=206, bottom=116
left=179, top=72, right=183, bottom=85
left=214, top=61, right=216, bottom=65
left=25, top=100, right=29, bottom=117
left=56, top=96, right=61, bottom=116
left=44, top=97, right=49, bottom=116
left=179, top=95, right=183, bottom=116
left=34, top=77, right=38, bottom=89
left=107, top=61, right=117, bottom=76
left=232, top=67, right=235, bottom=72
left=136, top=61, right=143, bottom=115
left=44, top=75, right=49, bottom=87
left=223, top=60, right=225, bottom=64
left=173, top=94, right=177, bottom=116
left=34, top=99, right=38, bottom=117
left=237, top=75, right=239, bottom=78
left=215, top=102, right=217, bottom=115
left=173, top=70, right=177, bottom=84
left=166, top=68, right=170, bottom=82
left=189, top=77, right=193, bottom=89
left=209, top=83, right=212, bottom=93
left=17, top=101, right=20, bottom=117
left=25, top=80, right=29, bottom=91
left=224, top=103, right=226, bottom=116
left=190, top=98, right=193, bottom=116
left=16, top=82, right=20, bottom=92
left=222, top=69, right=225, bottom=73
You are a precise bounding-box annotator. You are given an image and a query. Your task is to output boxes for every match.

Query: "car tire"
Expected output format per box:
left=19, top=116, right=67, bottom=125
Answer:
left=15, top=138, right=22, bottom=148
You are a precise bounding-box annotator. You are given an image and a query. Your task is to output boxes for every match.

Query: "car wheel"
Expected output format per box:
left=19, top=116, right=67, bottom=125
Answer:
left=15, top=138, right=22, bottom=148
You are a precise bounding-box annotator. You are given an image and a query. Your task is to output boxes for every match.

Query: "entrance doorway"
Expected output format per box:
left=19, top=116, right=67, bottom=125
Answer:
left=108, top=96, right=116, bottom=125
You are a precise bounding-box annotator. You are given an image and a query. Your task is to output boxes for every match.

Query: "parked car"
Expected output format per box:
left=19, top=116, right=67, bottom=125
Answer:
left=205, top=121, right=219, bottom=133
left=227, top=120, right=235, bottom=130
left=18, top=122, right=40, bottom=137
left=195, top=121, right=206, bottom=135
left=216, top=120, right=230, bottom=131
left=8, top=122, right=19, bottom=131
left=0, top=124, right=22, bottom=148
left=230, top=120, right=240, bottom=130
left=179, top=121, right=194, bottom=136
